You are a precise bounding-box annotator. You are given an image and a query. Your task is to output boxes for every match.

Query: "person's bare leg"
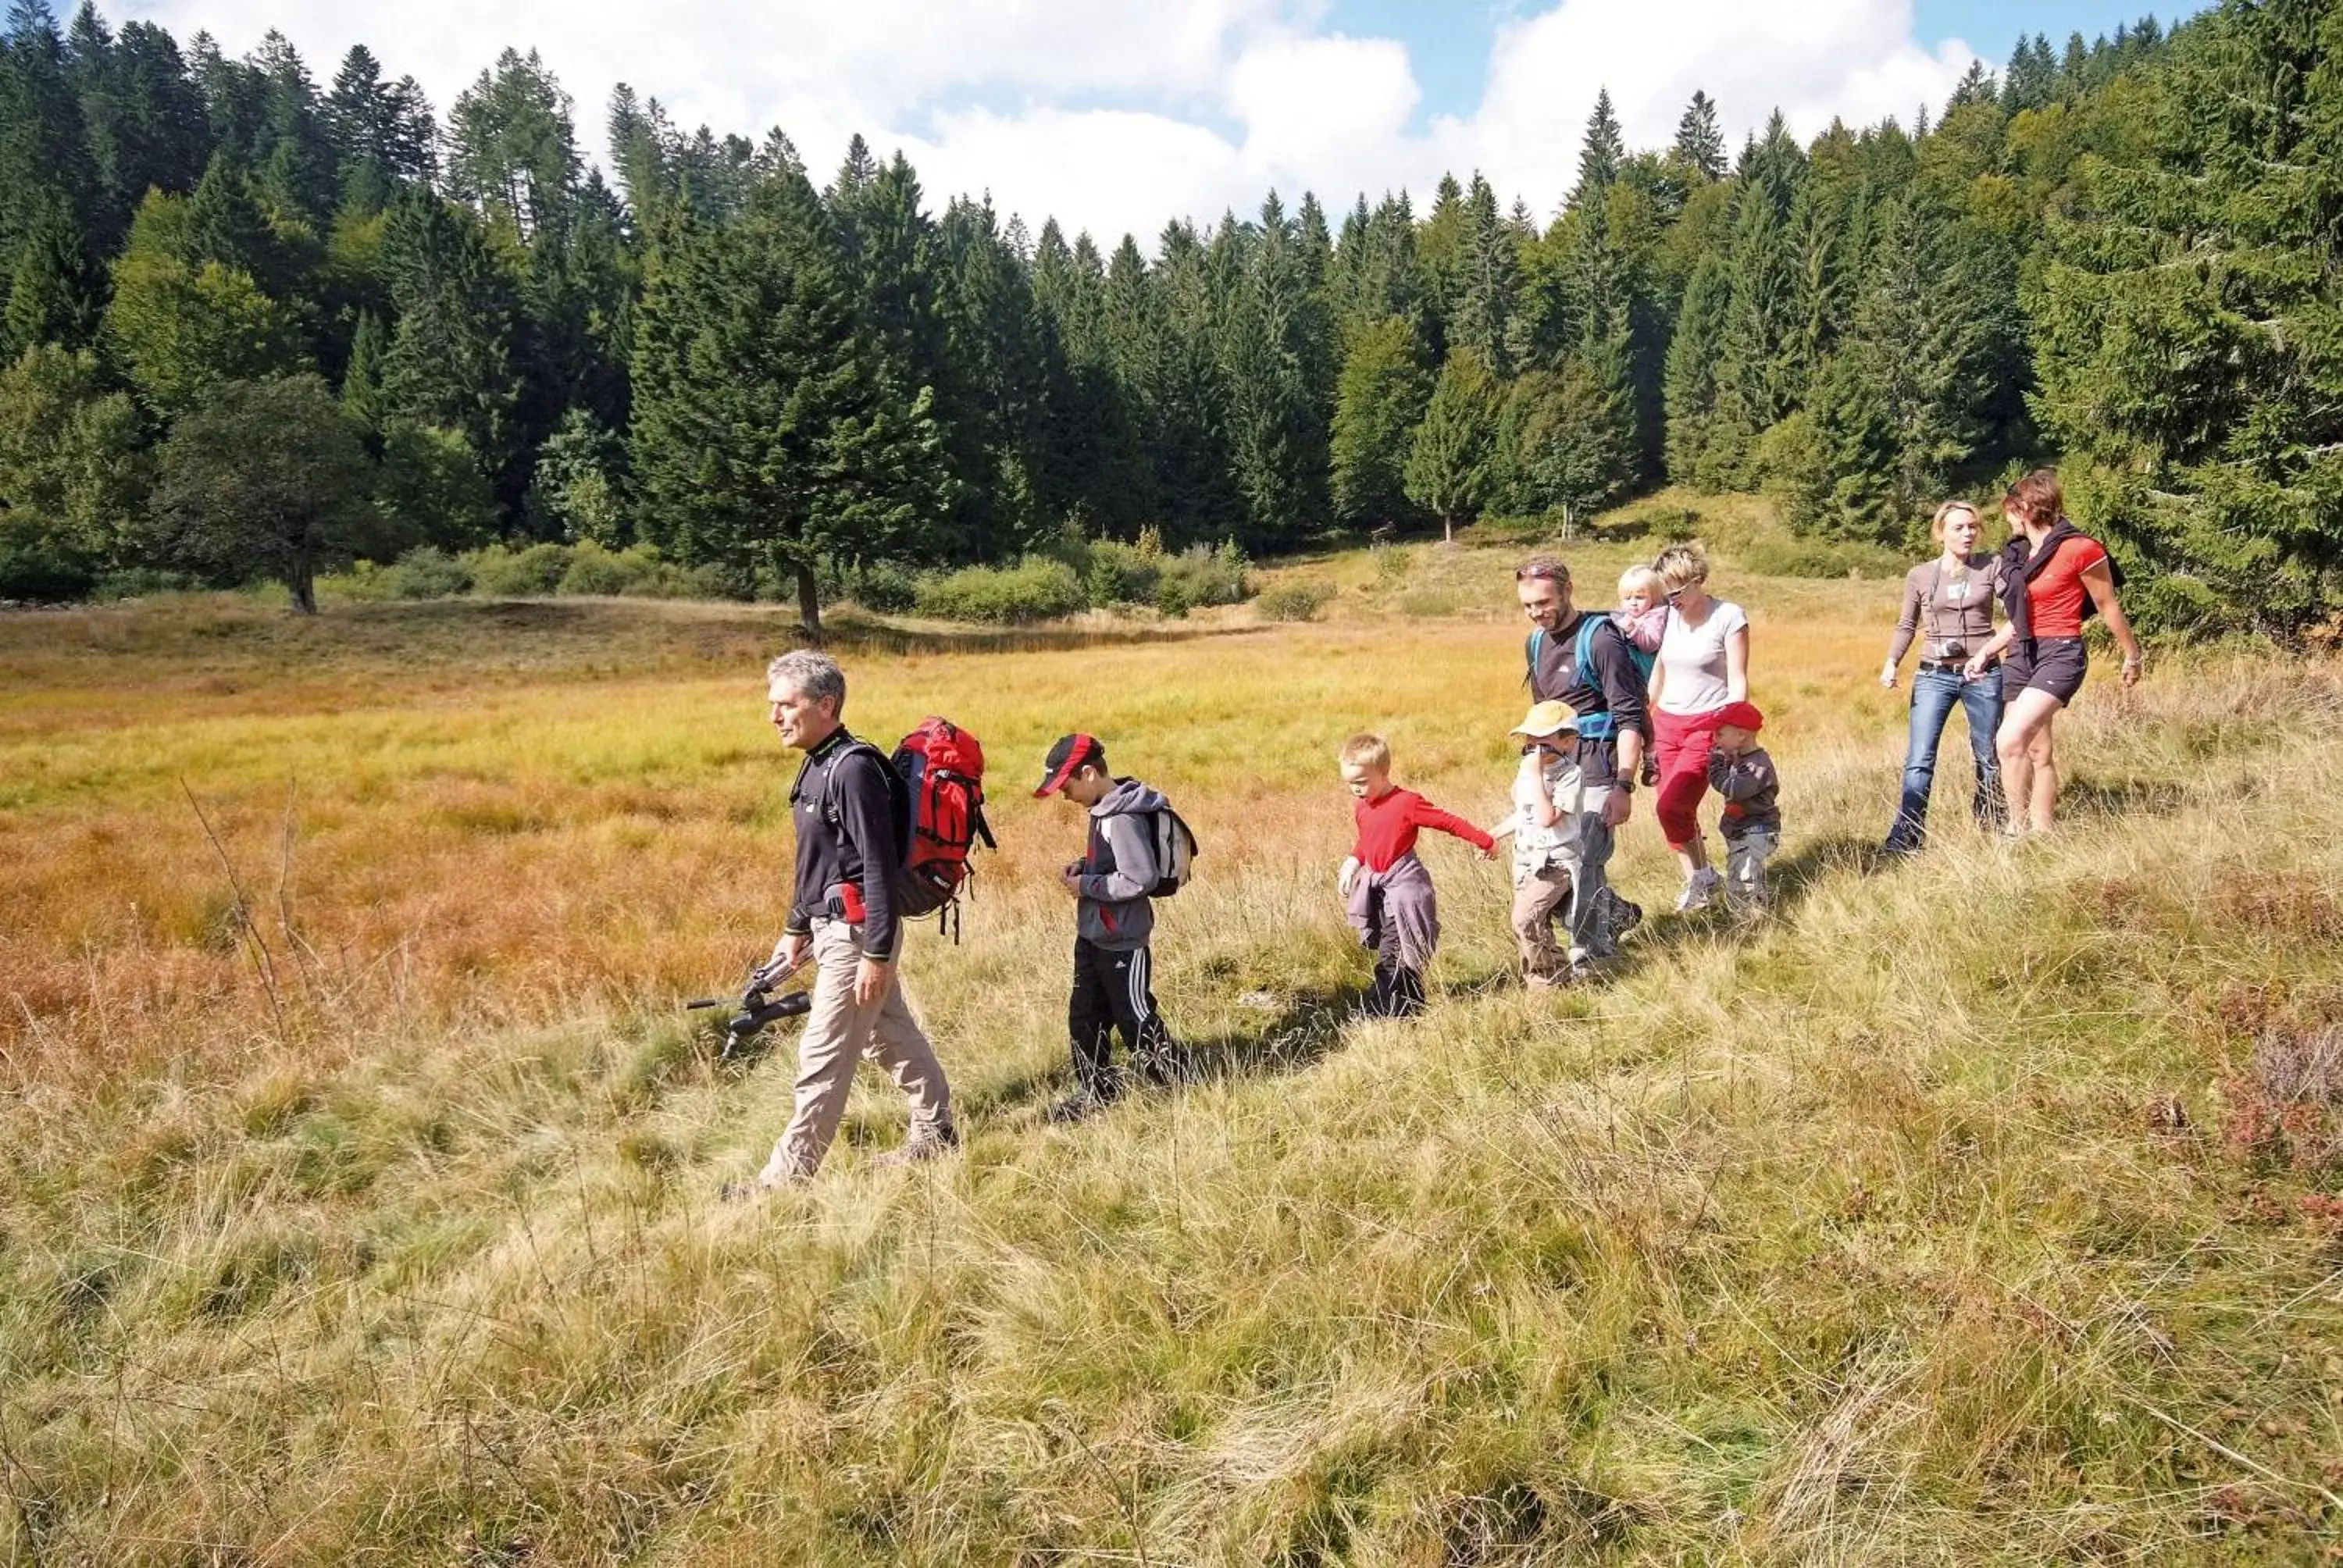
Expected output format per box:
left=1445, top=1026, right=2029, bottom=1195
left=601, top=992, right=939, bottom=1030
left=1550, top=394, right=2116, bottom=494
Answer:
left=1995, top=688, right=2063, bottom=836
left=2027, top=722, right=2060, bottom=831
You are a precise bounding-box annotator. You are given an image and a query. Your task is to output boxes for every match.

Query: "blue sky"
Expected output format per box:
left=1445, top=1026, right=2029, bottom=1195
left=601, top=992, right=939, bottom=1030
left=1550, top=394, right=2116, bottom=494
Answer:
left=127, top=0, right=2212, bottom=246
left=1323, top=0, right=2204, bottom=132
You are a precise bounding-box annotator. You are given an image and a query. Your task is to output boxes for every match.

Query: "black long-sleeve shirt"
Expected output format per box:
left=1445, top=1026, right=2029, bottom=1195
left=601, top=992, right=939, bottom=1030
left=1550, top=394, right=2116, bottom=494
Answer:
left=1707, top=745, right=1781, bottom=836
left=785, top=727, right=902, bottom=959
left=1528, top=610, right=1651, bottom=788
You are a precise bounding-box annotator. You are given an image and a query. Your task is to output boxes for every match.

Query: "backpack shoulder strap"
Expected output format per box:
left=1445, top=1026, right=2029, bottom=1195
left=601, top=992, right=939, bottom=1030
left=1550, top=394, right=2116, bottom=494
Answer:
left=1574, top=611, right=1603, bottom=679
left=1525, top=627, right=1546, bottom=685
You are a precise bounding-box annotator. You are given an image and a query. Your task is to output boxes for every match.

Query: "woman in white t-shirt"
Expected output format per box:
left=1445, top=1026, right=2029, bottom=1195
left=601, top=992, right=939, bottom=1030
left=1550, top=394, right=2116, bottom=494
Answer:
left=1647, top=541, right=1749, bottom=911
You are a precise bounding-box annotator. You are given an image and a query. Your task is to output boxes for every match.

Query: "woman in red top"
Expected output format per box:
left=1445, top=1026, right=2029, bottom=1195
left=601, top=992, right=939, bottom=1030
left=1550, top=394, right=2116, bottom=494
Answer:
left=1963, top=470, right=2144, bottom=834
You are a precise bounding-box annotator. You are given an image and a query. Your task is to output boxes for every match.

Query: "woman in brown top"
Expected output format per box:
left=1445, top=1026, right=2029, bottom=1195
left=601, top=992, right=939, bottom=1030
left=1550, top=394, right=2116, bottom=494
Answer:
left=1878, top=500, right=2006, bottom=852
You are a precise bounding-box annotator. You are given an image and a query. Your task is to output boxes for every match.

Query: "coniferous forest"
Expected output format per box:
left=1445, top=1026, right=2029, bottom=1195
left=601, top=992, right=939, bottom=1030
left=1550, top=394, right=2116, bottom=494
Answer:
left=0, top=2, right=2337, bottom=633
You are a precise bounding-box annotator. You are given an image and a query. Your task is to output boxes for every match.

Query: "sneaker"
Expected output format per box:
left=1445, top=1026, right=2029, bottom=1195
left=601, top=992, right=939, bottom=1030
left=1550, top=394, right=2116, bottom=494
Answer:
left=1594, top=886, right=1643, bottom=948
left=873, top=1124, right=958, bottom=1167
left=1675, top=868, right=1722, bottom=913
left=1046, top=1091, right=1111, bottom=1125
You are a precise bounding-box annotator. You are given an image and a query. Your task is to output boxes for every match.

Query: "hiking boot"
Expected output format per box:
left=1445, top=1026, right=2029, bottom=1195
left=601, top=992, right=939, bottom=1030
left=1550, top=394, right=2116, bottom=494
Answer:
left=722, top=1170, right=808, bottom=1203
left=874, top=1121, right=959, bottom=1167
left=1674, top=868, right=1722, bottom=913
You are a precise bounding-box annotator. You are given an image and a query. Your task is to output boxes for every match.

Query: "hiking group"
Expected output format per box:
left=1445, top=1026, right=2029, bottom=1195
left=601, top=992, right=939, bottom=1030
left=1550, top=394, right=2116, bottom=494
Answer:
left=730, top=468, right=2142, bottom=1192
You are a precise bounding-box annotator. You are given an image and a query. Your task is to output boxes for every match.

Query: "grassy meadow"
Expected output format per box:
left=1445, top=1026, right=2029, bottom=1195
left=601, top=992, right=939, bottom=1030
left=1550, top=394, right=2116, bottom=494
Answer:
left=5, top=504, right=2342, bottom=1563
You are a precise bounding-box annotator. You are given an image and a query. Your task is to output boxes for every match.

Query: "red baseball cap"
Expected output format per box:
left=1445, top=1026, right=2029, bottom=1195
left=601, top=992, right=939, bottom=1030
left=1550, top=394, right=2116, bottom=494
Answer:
left=1034, top=733, right=1104, bottom=796
left=1716, top=700, right=1764, bottom=732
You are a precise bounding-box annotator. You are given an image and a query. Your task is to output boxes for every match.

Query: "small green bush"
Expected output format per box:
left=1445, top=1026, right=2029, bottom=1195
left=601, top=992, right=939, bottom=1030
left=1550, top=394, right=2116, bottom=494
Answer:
left=1085, top=540, right=1161, bottom=606
left=1398, top=588, right=1462, bottom=618
left=843, top=561, right=918, bottom=613
left=914, top=558, right=1087, bottom=625
left=1158, top=540, right=1249, bottom=607
left=557, top=540, right=651, bottom=597
left=1257, top=579, right=1334, bottom=622
left=380, top=547, right=473, bottom=600
left=469, top=542, right=572, bottom=597
left=1370, top=543, right=1412, bottom=586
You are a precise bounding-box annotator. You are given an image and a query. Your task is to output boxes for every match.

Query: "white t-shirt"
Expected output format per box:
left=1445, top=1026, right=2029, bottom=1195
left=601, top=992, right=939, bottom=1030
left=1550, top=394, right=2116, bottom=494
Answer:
left=1655, top=599, right=1748, bottom=716
left=1504, top=750, right=1584, bottom=878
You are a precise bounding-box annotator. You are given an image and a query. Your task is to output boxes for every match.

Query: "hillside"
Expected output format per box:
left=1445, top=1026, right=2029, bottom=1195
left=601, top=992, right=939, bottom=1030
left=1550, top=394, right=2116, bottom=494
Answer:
left=5, top=535, right=2342, bottom=1563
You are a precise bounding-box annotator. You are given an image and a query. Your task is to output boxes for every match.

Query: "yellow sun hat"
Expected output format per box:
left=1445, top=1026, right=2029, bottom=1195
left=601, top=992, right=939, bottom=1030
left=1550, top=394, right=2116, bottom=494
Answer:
left=1509, top=700, right=1578, bottom=739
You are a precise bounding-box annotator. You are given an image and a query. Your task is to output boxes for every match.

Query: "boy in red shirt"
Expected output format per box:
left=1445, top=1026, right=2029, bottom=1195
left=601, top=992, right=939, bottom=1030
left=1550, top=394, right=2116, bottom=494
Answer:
left=1336, top=732, right=1495, bottom=1017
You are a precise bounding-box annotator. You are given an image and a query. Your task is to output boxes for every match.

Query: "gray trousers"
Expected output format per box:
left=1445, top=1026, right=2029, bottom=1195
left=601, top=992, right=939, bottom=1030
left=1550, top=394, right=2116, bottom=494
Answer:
left=1565, top=786, right=1617, bottom=961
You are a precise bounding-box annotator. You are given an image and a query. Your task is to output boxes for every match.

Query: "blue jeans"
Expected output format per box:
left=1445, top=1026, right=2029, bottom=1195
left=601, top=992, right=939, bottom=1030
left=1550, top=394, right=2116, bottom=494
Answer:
left=1887, top=665, right=2004, bottom=849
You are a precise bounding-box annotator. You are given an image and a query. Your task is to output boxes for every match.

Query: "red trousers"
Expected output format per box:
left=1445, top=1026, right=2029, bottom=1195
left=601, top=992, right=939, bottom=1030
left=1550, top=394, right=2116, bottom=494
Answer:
left=1653, top=707, right=1726, bottom=850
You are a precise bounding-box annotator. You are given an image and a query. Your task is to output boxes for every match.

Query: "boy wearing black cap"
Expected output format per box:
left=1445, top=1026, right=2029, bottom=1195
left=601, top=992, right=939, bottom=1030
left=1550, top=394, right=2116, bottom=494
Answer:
left=1707, top=700, right=1780, bottom=912
left=1036, top=733, right=1186, bottom=1121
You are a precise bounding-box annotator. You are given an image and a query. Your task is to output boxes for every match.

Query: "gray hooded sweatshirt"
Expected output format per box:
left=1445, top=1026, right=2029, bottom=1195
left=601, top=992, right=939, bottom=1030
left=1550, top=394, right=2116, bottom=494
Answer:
left=1075, top=777, right=1169, bottom=950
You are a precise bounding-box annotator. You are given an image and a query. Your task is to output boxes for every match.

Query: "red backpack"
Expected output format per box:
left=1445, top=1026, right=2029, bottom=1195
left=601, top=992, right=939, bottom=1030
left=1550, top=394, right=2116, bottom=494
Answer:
left=836, top=717, right=993, bottom=933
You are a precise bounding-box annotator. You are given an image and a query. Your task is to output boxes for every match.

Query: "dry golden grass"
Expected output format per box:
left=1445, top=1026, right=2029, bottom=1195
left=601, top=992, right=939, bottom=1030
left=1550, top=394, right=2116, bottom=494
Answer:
left=5, top=526, right=2341, bottom=1564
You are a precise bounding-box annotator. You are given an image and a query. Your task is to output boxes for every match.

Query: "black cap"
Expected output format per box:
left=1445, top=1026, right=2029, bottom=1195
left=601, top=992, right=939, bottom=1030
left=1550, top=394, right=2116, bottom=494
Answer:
left=1034, top=733, right=1104, bottom=797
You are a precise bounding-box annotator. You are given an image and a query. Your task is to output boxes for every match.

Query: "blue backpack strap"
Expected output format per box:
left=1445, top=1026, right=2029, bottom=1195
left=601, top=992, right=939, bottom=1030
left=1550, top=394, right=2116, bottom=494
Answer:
left=1525, top=627, right=1546, bottom=686
left=1572, top=615, right=1617, bottom=740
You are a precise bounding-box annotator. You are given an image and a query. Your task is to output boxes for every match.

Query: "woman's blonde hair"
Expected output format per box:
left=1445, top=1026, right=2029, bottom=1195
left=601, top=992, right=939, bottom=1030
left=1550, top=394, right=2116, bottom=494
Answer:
left=1617, top=564, right=1666, bottom=599
left=1339, top=733, right=1391, bottom=772
left=1929, top=499, right=1980, bottom=541
left=1653, top=541, right=1710, bottom=591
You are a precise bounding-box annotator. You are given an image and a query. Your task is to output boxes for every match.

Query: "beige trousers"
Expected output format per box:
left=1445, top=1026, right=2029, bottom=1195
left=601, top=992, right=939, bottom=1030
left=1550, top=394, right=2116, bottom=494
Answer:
left=760, top=918, right=953, bottom=1181
left=1511, top=864, right=1574, bottom=989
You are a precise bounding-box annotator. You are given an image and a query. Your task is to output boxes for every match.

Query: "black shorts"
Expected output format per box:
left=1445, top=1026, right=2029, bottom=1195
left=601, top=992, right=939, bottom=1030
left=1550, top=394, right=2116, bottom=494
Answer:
left=2004, top=636, right=2088, bottom=706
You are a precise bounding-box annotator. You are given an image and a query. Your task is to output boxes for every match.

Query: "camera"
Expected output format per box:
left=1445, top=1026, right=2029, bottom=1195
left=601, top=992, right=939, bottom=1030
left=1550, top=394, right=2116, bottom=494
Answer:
left=1930, top=640, right=1968, bottom=662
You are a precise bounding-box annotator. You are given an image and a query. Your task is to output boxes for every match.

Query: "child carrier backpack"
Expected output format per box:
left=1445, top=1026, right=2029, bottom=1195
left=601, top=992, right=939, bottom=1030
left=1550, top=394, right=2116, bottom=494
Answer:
left=1146, top=805, right=1200, bottom=898
left=829, top=718, right=996, bottom=935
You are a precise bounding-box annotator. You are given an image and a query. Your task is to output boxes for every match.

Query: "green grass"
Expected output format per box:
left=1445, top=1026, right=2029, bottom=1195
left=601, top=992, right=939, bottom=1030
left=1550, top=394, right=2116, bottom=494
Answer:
left=3, top=510, right=2341, bottom=1562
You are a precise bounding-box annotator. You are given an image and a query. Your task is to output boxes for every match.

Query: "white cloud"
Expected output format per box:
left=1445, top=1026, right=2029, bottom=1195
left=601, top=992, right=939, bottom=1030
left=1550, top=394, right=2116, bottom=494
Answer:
left=120, top=0, right=1977, bottom=244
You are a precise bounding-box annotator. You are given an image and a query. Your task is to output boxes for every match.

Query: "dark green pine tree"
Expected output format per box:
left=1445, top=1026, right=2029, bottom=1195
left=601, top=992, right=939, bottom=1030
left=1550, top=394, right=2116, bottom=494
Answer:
left=245, top=31, right=335, bottom=224
left=2, top=194, right=104, bottom=353
left=2003, top=34, right=2057, bottom=112
left=1403, top=346, right=1500, bottom=540
left=1142, top=219, right=1242, bottom=542
left=1571, top=89, right=1624, bottom=210
left=1448, top=173, right=1517, bottom=376
left=70, top=15, right=208, bottom=249
left=325, top=45, right=437, bottom=214
left=1328, top=312, right=1430, bottom=528
left=447, top=48, right=580, bottom=242
left=629, top=157, right=950, bottom=636
left=931, top=193, right=1053, bottom=554
left=1662, top=253, right=1728, bottom=483
left=1220, top=191, right=1333, bottom=548
left=2026, top=0, right=2343, bottom=633
left=1707, top=112, right=1806, bottom=479
left=1, top=0, right=96, bottom=280
left=183, top=148, right=282, bottom=283
left=340, top=305, right=387, bottom=435
left=1416, top=173, right=1468, bottom=358
left=376, top=187, right=522, bottom=504
left=1672, top=90, right=1728, bottom=183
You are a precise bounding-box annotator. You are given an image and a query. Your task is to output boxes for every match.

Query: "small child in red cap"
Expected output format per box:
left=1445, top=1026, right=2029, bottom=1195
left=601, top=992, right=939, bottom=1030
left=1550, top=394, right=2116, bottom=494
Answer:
left=1706, top=700, right=1780, bottom=912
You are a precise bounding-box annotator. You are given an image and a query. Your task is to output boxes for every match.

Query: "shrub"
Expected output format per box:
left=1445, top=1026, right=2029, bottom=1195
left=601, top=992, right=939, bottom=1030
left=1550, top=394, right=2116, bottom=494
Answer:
left=1085, top=540, right=1161, bottom=606
left=1158, top=540, right=1249, bottom=607
left=379, top=546, right=472, bottom=600
left=914, top=558, right=1087, bottom=624
left=1399, top=589, right=1461, bottom=618
left=843, top=561, right=918, bottom=613
left=1257, top=579, right=1334, bottom=622
left=468, top=542, right=572, bottom=597
left=1370, top=542, right=1412, bottom=586
left=557, top=540, right=652, bottom=597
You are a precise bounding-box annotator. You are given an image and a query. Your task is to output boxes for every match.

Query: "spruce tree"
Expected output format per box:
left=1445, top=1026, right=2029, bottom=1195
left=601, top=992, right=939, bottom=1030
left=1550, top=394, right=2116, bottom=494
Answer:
left=1572, top=89, right=1624, bottom=209
left=1328, top=312, right=1430, bottom=527
left=1662, top=254, right=1728, bottom=483
left=1449, top=174, right=1517, bottom=376
left=629, top=159, right=952, bottom=636
left=376, top=188, right=521, bottom=502
left=1672, top=91, right=1728, bottom=183
left=1403, top=347, right=1500, bottom=540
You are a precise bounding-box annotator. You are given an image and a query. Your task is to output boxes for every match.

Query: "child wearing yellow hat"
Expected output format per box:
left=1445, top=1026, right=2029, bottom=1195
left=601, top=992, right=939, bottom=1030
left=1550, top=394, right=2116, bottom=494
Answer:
left=1486, top=700, right=1587, bottom=989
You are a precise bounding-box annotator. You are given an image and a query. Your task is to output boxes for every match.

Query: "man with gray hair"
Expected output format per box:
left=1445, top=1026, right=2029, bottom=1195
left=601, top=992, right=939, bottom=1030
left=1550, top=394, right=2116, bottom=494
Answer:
left=737, top=648, right=955, bottom=1191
